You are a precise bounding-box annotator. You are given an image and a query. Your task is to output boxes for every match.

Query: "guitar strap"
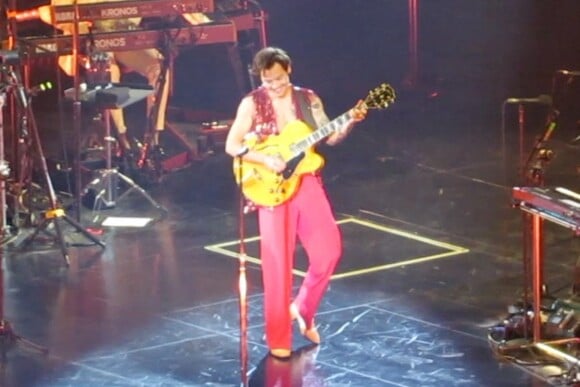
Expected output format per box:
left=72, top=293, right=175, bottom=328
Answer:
left=294, top=87, right=317, bottom=130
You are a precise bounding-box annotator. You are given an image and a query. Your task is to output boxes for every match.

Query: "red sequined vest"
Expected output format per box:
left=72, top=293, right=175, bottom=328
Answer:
left=250, top=85, right=315, bottom=138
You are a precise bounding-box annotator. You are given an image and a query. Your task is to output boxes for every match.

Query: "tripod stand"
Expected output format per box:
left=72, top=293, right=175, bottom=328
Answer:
left=81, top=83, right=166, bottom=212
left=0, top=247, right=48, bottom=362
left=0, top=244, right=48, bottom=359
left=0, top=72, right=48, bottom=358
left=1, top=65, right=105, bottom=266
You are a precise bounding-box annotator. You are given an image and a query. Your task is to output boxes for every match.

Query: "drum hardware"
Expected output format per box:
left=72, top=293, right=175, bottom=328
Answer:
left=0, top=49, right=48, bottom=358
left=67, top=77, right=166, bottom=213
left=3, top=0, right=105, bottom=252
left=0, top=62, right=105, bottom=265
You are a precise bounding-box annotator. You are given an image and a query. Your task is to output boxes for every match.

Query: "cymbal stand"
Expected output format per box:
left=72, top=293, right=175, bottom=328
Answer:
left=0, top=76, right=48, bottom=358
left=3, top=66, right=105, bottom=266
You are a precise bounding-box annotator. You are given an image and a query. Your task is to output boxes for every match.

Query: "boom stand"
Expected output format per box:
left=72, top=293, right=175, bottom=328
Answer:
left=83, top=86, right=166, bottom=212
left=0, top=83, right=47, bottom=358
left=5, top=67, right=105, bottom=266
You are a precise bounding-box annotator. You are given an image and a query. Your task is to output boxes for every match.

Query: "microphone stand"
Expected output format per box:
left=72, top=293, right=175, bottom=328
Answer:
left=499, top=98, right=557, bottom=345
left=517, top=108, right=558, bottom=344
left=523, top=108, right=558, bottom=185
left=515, top=104, right=580, bottom=370
left=235, top=147, right=249, bottom=387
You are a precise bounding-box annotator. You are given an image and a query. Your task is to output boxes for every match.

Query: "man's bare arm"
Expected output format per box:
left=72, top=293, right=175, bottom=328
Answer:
left=310, top=96, right=330, bottom=129
left=225, top=97, right=286, bottom=172
left=310, top=94, right=365, bottom=146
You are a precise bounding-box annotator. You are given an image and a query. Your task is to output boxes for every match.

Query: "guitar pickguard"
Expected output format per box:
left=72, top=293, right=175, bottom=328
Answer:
left=282, top=152, right=305, bottom=179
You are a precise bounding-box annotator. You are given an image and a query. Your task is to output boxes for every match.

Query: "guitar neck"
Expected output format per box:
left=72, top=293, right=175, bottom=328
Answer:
left=292, top=111, right=352, bottom=154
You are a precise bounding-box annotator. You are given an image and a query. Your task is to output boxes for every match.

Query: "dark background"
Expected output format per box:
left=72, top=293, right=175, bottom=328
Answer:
left=4, top=0, right=580, bottom=148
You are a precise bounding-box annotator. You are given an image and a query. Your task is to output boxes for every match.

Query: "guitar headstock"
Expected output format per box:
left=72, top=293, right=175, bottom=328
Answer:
left=364, top=83, right=396, bottom=110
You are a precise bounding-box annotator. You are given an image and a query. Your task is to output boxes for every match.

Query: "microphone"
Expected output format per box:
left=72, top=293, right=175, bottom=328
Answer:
left=505, top=94, right=552, bottom=105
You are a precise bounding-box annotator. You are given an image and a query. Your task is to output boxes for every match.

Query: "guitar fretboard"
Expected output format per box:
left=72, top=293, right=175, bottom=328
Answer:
left=291, top=111, right=353, bottom=155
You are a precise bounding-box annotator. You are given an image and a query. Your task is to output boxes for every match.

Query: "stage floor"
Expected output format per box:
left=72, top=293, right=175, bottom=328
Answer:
left=0, top=82, right=578, bottom=387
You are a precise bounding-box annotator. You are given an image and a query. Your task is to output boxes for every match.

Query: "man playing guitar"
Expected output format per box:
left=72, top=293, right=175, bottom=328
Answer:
left=225, top=46, right=368, bottom=359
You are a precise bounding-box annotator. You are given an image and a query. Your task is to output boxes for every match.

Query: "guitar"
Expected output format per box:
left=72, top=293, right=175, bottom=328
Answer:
left=233, top=83, right=396, bottom=207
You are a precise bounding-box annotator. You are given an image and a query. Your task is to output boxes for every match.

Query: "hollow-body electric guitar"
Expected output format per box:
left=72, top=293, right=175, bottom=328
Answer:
left=233, top=83, right=396, bottom=207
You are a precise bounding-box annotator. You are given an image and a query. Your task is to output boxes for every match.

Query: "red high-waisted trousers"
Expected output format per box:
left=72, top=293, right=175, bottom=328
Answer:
left=258, top=174, right=342, bottom=350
